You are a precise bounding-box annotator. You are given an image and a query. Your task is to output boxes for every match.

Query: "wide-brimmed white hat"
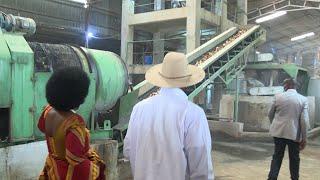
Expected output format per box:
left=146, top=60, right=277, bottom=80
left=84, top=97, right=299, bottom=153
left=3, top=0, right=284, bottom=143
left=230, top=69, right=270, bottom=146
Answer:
left=145, top=52, right=205, bottom=88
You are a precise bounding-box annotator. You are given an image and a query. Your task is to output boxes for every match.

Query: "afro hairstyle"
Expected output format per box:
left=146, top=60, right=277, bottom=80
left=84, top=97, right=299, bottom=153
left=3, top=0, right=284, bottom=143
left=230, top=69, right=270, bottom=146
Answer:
left=46, top=67, right=90, bottom=111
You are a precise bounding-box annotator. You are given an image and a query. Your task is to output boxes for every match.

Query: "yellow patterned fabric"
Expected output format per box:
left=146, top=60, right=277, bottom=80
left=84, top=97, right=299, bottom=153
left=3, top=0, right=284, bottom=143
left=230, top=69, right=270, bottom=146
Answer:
left=38, top=105, right=106, bottom=180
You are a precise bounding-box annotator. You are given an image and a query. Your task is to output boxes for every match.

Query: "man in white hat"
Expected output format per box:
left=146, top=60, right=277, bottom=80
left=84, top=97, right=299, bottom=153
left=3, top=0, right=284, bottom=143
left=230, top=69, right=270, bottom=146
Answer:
left=124, top=52, right=214, bottom=180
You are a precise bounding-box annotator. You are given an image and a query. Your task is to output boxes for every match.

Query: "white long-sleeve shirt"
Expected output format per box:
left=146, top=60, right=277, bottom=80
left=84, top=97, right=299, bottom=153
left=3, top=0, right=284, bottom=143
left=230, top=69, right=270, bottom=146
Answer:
left=269, top=89, right=310, bottom=141
left=124, top=88, right=214, bottom=180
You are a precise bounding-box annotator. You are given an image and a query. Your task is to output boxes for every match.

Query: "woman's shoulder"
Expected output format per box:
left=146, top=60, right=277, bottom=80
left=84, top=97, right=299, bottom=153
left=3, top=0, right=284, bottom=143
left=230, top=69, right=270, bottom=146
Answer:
left=38, top=105, right=54, bottom=133
left=62, top=113, right=86, bottom=131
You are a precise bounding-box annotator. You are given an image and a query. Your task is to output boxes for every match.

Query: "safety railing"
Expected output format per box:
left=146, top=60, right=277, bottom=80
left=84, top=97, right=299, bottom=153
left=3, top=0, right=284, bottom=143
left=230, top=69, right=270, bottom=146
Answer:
left=134, top=0, right=220, bottom=14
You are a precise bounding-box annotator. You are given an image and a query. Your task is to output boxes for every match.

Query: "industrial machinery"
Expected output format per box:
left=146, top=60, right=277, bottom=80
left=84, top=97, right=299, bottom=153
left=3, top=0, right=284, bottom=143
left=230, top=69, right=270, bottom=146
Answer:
left=136, top=25, right=267, bottom=122
left=308, top=79, right=320, bottom=126
left=138, top=25, right=266, bottom=97
left=0, top=13, right=267, bottom=147
left=218, top=63, right=312, bottom=133
left=247, top=63, right=311, bottom=128
left=244, top=63, right=309, bottom=95
left=0, top=13, right=130, bottom=144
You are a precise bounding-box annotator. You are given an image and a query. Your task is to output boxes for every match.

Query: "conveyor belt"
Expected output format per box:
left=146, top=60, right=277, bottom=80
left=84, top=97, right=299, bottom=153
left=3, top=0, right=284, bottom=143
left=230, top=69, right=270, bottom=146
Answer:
left=135, top=25, right=266, bottom=100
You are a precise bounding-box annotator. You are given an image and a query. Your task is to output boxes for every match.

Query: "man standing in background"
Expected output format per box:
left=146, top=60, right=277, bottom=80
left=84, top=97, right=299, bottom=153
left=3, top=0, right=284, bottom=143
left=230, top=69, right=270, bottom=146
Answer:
left=268, top=78, right=309, bottom=180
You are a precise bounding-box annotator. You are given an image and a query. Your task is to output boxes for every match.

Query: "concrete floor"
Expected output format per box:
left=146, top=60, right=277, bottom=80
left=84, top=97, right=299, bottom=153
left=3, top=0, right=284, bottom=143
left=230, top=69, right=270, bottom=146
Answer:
left=119, top=133, right=320, bottom=180
left=213, top=134, right=320, bottom=180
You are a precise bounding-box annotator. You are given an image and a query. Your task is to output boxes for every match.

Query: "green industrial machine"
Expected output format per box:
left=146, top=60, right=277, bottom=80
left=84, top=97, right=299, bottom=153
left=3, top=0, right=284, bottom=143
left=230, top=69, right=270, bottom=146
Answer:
left=0, top=13, right=133, bottom=145
left=245, top=63, right=309, bottom=95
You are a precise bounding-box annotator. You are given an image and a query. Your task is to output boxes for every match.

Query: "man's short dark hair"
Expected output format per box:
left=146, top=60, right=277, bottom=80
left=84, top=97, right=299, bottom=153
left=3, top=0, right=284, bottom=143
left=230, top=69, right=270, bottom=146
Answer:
left=283, top=78, right=298, bottom=89
left=46, top=67, right=90, bottom=111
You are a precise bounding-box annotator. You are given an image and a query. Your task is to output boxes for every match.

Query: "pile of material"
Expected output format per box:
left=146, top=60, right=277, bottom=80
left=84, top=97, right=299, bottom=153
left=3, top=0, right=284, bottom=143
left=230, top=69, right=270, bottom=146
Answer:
left=195, top=29, right=247, bottom=66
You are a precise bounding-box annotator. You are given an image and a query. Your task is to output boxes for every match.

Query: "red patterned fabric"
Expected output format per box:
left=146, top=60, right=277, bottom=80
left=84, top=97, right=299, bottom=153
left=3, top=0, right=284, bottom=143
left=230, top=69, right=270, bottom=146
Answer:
left=38, top=105, right=105, bottom=180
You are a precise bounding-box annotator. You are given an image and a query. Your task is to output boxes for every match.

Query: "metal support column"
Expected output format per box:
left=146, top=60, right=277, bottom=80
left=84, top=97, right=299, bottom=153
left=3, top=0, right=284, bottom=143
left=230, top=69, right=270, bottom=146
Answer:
left=234, top=76, right=239, bottom=122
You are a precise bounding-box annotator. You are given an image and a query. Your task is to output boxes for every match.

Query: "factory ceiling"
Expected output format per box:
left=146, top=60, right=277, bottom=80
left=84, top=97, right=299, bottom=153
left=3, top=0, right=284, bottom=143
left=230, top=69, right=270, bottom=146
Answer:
left=248, top=0, right=320, bottom=57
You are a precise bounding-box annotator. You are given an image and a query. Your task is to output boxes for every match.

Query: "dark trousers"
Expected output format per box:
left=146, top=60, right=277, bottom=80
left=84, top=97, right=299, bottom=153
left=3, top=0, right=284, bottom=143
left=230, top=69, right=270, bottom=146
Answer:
left=268, top=137, right=300, bottom=180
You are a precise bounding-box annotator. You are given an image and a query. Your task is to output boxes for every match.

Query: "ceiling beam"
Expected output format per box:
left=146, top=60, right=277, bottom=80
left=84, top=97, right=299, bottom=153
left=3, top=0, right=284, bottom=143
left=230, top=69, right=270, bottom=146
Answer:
left=248, top=0, right=320, bottom=21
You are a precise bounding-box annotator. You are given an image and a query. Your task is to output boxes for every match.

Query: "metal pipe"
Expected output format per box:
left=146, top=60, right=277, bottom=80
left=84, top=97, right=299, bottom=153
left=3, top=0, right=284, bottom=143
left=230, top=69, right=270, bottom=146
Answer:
left=0, top=14, right=36, bottom=35
left=205, top=84, right=214, bottom=112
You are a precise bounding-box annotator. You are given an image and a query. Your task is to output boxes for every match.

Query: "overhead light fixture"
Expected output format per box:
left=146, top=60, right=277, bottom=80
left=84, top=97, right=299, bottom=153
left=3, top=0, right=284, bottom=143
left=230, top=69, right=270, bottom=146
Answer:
left=87, top=32, right=94, bottom=38
left=69, top=0, right=88, bottom=8
left=255, top=11, right=287, bottom=23
left=291, top=32, right=315, bottom=41
left=71, top=0, right=87, bottom=3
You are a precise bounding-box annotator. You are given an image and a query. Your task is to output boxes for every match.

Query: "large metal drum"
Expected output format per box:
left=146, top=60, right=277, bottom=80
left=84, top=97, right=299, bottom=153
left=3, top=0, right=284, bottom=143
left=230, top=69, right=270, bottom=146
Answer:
left=0, top=40, right=128, bottom=141
left=29, top=42, right=129, bottom=113
left=89, top=49, right=128, bottom=111
left=0, top=14, right=129, bottom=142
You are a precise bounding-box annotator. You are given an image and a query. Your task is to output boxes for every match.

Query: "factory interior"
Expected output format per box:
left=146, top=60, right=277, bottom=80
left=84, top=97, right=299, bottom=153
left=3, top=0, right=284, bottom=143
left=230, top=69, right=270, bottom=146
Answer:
left=0, top=0, right=320, bottom=179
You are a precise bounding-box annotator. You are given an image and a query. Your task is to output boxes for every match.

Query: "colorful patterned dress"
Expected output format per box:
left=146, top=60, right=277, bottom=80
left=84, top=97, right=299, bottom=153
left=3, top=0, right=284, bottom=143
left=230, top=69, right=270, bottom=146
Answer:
left=38, top=106, right=105, bottom=180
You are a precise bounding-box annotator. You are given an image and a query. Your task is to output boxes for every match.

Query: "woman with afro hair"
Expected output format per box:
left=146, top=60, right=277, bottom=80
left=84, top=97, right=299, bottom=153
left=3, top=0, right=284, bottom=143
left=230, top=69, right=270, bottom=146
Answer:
left=38, top=67, right=105, bottom=180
